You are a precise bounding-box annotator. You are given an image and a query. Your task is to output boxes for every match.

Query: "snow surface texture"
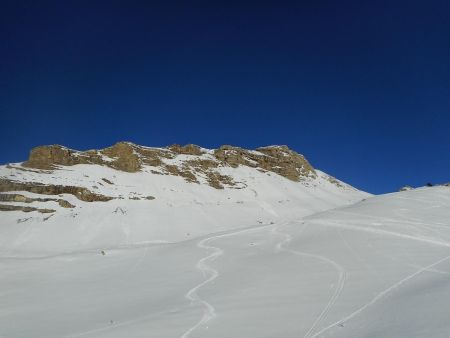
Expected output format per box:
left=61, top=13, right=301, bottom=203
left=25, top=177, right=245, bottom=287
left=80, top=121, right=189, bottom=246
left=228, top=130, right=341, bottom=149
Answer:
left=1, top=160, right=449, bottom=337
left=0, top=161, right=363, bottom=255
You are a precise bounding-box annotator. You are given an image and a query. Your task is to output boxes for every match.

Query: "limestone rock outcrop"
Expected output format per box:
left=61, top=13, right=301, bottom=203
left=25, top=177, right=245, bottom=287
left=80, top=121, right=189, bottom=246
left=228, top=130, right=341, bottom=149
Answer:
left=0, top=179, right=113, bottom=202
left=214, top=145, right=316, bottom=181
left=0, top=193, right=75, bottom=208
left=0, top=142, right=338, bottom=216
left=19, top=142, right=317, bottom=187
left=168, top=144, right=204, bottom=156
left=0, top=204, right=55, bottom=213
left=23, top=145, right=81, bottom=169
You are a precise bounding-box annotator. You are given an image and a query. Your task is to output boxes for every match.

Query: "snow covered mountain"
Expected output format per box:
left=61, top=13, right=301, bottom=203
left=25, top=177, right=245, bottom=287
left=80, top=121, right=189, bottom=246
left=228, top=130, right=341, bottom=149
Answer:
left=0, top=142, right=366, bottom=255
left=1, top=142, right=449, bottom=338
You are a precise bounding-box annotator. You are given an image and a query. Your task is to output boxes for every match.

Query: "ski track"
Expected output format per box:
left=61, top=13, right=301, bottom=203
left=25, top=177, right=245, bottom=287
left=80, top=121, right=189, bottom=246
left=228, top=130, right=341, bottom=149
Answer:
left=271, top=222, right=347, bottom=338
left=40, top=207, right=450, bottom=338
left=180, top=223, right=278, bottom=338
left=337, top=227, right=383, bottom=284
left=309, top=254, right=450, bottom=338
left=65, top=225, right=272, bottom=338
left=311, top=219, right=450, bottom=248
left=180, top=238, right=221, bottom=338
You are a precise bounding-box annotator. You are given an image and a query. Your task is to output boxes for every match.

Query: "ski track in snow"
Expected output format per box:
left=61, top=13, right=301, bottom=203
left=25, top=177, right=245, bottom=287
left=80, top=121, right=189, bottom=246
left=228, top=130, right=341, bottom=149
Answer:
left=271, top=223, right=347, bottom=338
left=309, top=254, right=450, bottom=337
left=180, top=238, right=221, bottom=338
left=337, top=227, right=383, bottom=284
left=182, top=220, right=349, bottom=338
left=312, top=219, right=450, bottom=248
left=180, top=223, right=276, bottom=338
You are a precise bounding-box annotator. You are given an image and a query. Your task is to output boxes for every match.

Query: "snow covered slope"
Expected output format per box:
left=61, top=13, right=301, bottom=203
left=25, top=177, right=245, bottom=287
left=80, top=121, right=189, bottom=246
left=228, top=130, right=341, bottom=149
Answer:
left=0, top=143, right=366, bottom=255
left=1, top=183, right=449, bottom=337
left=4, top=142, right=448, bottom=337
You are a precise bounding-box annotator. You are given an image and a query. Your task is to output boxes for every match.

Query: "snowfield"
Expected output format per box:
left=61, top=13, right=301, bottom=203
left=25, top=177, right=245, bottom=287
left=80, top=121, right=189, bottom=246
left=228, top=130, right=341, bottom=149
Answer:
left=1, top=161, right=449, bottom=337
left=0, top=162, right=364, bottom=255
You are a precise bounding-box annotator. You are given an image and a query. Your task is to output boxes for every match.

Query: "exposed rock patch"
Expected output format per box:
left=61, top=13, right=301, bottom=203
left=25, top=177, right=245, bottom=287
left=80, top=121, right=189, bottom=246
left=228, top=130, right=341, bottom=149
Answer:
left=0, top=193, right=75, bottom=208
left=214, top=145, right=257, bottom=168
left=22, top=145, right=106, bottom=170
left=325, top=176, right=344, bottom=188
left=205, top=172, right=236, bottom=189
left=23, top=145, right=78, bottom=169
left=6, top=165, right=52, bottom=173
left=58, top=200, right=76, bottom=208
left=102, top=142, right=141, bottom=172
left=168, top=144, right=204, bottom=156
left=214, top=145, right=316, bottom=181
left=0, top=179, right=113, bottom=202
left=164, top=165, right=199, bottom=184
left=20, top=142, right=318, bottom=188
left=255, top=146, right=316, bottom=181
left=0, top=204, right=55, bottom=213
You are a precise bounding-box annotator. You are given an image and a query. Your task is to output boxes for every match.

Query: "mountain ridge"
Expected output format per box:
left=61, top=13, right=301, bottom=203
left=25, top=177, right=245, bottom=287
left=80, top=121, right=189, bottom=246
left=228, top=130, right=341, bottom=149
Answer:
left=0, top=142, right=368, bottom=254
left=19, top=142, right=317, bottom=186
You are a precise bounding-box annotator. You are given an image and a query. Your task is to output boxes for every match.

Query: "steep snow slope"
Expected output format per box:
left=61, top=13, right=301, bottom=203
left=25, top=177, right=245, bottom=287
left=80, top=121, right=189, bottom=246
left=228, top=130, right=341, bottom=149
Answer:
left=1, top=178, right=449, bottom=338
left=0, top=145, right=366, bottom=255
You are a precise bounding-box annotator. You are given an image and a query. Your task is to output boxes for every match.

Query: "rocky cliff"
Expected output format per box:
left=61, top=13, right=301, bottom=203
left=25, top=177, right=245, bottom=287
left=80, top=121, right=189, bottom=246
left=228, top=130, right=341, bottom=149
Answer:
left=0, top=142, right=356, bottom=222
left=21, top=142, right=317, bottom=188
left=0, top=142, right=366, bottom=253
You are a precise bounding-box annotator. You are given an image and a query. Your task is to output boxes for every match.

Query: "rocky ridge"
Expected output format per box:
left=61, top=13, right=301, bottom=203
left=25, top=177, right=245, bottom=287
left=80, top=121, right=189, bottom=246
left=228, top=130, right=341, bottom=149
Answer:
left=0, top=142, right=343, bottom=217
left=22, top=142, right=317, bottom=187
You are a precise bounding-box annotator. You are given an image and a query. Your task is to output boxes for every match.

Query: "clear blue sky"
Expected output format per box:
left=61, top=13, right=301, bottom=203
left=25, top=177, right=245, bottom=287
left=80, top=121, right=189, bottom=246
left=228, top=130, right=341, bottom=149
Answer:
left=1, top=1, right=449, bottom=194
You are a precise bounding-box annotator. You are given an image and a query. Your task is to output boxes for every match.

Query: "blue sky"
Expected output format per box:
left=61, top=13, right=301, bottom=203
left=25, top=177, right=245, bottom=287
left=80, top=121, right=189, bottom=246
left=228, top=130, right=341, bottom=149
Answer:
left=1, top=1, right=449, bottom=194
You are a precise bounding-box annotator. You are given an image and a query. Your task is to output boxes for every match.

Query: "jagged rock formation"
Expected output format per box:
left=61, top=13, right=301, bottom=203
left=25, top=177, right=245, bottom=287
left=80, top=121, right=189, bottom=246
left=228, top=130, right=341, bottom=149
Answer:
left=0, top=204, right=55, bottom=213
left=0, top=141, right=366, bottom=259
left=0, top=179, right=113, bottom=202
left=214, top=145, right=316, bottom=181
left=0, top=193, right=75, bottom=208
left=168, top=144, right=203, bottom=156
left=21, top=142, right=317, bottom=187
left=0, top=142, right=338, bottom=216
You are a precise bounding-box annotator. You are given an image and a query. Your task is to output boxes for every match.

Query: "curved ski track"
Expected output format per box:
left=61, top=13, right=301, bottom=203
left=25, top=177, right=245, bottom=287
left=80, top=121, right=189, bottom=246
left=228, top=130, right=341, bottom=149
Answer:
left=272, top=223, right=347, bottom=338
left=180, top=224, right=276, bottom=338
left=181, top=221, right=347, bottom=338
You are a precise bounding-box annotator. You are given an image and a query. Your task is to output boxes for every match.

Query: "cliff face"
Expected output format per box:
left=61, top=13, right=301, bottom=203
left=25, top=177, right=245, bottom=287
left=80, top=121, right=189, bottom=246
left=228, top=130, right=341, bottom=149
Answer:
left=214, top=145, right=316, bottom=181
left=0, top=179, right=113, bottom=202
left=0, top=142, right=335, bottom=217
left=21, top=142, right=317, bottom=187
left=22, top=143, right=142, bottom=172
left=0, top=142, right=366, bottom=254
